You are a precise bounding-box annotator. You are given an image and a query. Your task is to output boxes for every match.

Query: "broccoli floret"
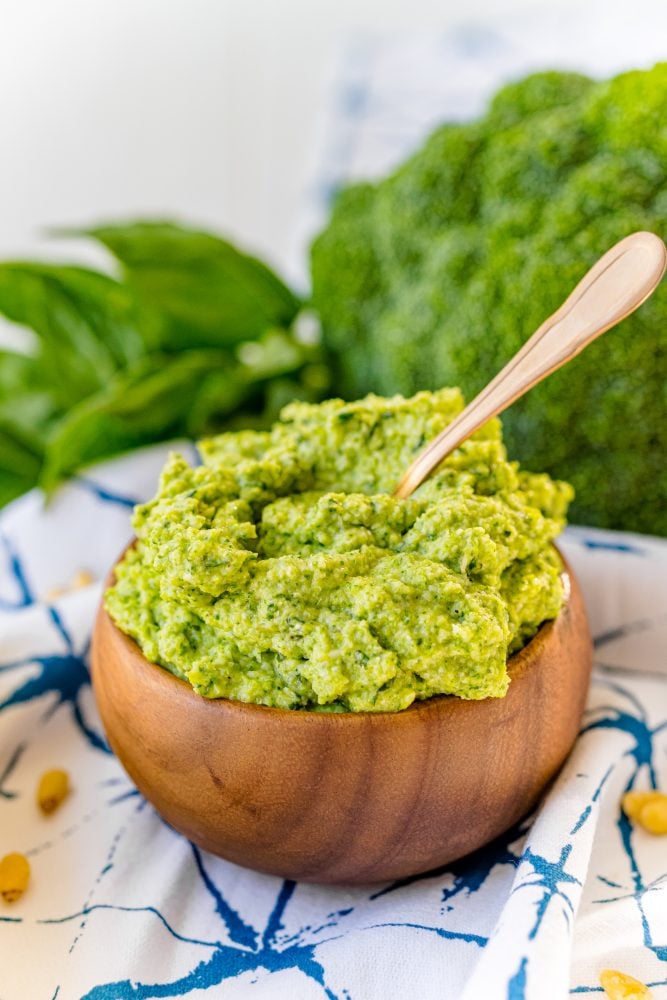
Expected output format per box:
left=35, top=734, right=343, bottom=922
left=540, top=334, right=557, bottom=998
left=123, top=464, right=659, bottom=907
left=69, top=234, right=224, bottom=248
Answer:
left=310, top=63, right=667, bottom=533
left=486, top=70, right=594, bottom=129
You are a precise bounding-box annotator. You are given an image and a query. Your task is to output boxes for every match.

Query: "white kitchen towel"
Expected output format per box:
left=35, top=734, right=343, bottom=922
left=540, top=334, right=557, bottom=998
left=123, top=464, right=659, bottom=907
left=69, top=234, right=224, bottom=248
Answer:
left=0, top=441, right=666, bottom=1000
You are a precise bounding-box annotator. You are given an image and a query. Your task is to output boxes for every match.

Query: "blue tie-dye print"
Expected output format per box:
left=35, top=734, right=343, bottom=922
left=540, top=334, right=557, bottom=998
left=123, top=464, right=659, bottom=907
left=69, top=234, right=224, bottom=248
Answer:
left=75, top=477, right=140, bottom=510
left=0, top=532, right=32, bottom=609
left=1, top=455, right=666, bottom=998
left=507, top=957, right=528, bottom=1000
left=0, top=603, right=109, bottom=761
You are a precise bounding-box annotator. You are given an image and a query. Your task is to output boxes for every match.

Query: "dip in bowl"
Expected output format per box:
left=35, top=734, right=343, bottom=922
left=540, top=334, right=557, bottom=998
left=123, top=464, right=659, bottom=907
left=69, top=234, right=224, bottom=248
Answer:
left=92, top=389, right=592, bottom=883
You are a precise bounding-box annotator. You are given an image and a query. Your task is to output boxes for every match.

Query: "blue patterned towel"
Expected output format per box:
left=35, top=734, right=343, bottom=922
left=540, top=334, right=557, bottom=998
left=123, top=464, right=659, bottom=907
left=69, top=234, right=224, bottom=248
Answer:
left=1, top=441, right=666, bottom=999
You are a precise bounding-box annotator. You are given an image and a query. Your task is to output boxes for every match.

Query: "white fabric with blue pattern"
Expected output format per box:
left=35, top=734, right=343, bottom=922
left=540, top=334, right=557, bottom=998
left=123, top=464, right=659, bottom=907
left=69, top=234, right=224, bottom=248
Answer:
left=1, top=443, right=666, bottom=999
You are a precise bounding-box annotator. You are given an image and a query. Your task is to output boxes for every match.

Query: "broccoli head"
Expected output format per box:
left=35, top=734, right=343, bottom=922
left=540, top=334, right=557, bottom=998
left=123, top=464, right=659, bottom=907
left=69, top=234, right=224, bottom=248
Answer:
left=310, top=64, right=667, bottom=534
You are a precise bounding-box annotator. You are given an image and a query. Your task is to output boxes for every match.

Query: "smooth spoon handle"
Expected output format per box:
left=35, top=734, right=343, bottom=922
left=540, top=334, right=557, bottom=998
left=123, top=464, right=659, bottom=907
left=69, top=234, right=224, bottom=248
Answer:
left=394, top=231, right=667, bottom=499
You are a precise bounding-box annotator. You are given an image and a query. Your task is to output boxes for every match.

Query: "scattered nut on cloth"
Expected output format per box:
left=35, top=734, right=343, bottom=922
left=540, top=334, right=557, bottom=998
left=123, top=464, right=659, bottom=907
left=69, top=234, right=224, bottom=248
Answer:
left=600, top=969, right=653, bottom=999
left=0, top=441, right=666, bottom=999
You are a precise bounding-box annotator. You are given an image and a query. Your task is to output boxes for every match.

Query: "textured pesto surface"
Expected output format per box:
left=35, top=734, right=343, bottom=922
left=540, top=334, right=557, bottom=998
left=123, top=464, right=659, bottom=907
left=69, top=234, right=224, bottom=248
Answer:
left=106, top=389, right=572, bottom=712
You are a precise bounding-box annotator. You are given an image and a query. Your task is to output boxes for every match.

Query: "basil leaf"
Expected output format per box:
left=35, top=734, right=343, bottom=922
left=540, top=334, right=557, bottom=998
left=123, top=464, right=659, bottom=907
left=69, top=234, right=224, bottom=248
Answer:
left=0, top=418, right=43, bottom=506
left=187, top=330, right=307, bottom=434
left=0, top=222, right=323, bottom=510
left=0, top=265, right=147, bottom=406
left=0, top=349, right=58, bottom=431
left=78, top=221, right=301, bottom=349
left=40, top=350, right=249, bottom=491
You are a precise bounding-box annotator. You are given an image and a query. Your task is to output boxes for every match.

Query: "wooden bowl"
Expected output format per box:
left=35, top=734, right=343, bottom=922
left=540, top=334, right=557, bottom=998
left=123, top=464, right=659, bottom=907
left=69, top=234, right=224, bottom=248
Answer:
left=91, top=552, right=591, bottom=885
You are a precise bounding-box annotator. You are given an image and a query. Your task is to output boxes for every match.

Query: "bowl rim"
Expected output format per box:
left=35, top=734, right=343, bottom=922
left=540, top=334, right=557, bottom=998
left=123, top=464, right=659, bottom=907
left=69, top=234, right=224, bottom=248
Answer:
left=98, top=544, right=571, bottom=723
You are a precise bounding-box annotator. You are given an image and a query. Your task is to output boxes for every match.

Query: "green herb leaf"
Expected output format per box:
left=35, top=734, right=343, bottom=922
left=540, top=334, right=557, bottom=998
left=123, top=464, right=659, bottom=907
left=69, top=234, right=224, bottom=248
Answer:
left=0, top=349, right=58, bottom=432
left=78, top=221, right=302, bottom=349
left=0, top=418, right=43, bottom=507
left=40, top=349, right=249, bottom=491
left=0, top=221, right=321, bottom=510
left=188, top=329, right=311, bottom=434
left=0, top=264, right=147, bottom=407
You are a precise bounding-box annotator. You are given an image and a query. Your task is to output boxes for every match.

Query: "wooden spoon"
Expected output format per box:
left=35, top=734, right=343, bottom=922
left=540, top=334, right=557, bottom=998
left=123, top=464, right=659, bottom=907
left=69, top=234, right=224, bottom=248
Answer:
left=394, top=231, right=667, bottom=500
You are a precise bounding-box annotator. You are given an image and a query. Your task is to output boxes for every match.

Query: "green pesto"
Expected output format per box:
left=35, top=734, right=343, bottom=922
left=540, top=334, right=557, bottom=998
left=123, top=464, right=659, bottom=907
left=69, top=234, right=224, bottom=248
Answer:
left=106, top=389, right=572, bottom=712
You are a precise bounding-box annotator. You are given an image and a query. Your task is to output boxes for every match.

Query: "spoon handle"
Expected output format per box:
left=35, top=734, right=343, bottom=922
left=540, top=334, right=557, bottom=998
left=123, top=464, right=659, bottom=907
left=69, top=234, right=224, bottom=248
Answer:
left=394, top=231, right=667, bottom=499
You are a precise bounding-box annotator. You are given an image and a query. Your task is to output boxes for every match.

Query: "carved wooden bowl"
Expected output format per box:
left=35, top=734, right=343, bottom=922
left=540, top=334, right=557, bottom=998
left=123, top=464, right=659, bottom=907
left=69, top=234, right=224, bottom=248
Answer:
left=91, top=552, right=591, bottom=885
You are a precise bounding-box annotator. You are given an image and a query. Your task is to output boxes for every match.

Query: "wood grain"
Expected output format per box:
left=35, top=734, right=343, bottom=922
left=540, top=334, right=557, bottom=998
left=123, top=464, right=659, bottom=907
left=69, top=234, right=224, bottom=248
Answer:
left=91, top=552, right=592, bottom=885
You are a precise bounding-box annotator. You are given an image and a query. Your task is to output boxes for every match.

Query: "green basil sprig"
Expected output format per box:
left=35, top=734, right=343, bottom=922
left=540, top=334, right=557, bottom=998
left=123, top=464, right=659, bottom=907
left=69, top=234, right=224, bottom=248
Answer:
left=0, top=222, right=323, bottom=506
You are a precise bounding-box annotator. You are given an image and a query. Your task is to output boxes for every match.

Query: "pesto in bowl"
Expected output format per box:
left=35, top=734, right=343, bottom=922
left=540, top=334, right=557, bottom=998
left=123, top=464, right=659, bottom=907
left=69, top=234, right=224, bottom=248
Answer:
left=106, top=388, right=572, bottom=712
